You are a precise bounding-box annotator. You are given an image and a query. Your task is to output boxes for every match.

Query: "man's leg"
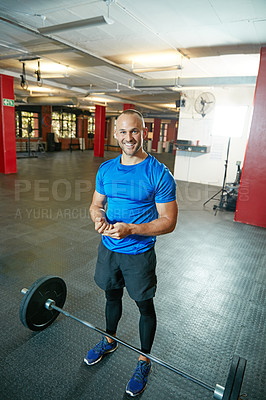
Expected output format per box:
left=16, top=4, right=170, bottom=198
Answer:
left=105, top=288, right=123, bottom=342
left=84, top=288, right=123, bottom=365
left=135, top=298, right=157, bottom=360
left=125, top=298, right=156, bottom=396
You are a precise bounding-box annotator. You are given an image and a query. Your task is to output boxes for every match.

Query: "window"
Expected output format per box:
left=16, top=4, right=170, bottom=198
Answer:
left=52, top=111, right=77, bottom=138
left=160, top=123, right=168, bottom=142
left=15, top=112, right=20, bottom=137
left=88, top=116, right=95, bottom=138
left=16, top=111, right=40, bottom=138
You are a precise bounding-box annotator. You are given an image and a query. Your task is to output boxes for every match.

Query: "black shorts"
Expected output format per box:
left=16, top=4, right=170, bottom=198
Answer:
left=94, top=241, right=157, bottom=301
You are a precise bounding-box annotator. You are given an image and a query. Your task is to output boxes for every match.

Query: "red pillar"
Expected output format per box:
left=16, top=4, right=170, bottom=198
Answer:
left=123, top=103, right=135, bottom=110
left=152, top=118, right=161, bottom=151
left=168, top=120, right=178, bottom=142
left=0, top=74, right=17, bottom=174
left=235, top=47, right=266, bottom=228
left=94, top=105, right=105, bottom=157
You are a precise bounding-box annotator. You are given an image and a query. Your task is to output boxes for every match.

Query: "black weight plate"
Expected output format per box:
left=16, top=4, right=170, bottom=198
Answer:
left=230, top=357, right=247, bottom=400
left=20, top=276, right=67, bottom=331
left=223, top=355, right=240, bottom=400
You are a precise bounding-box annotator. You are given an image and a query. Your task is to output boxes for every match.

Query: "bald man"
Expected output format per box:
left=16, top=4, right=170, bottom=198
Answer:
left=84, top=109, right=178, bottom=397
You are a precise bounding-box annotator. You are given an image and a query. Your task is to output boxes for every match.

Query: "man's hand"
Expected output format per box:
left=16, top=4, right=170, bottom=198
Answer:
left=102, top=222, right=132, bottom=239
left=95, top=217, right=113, bottom=234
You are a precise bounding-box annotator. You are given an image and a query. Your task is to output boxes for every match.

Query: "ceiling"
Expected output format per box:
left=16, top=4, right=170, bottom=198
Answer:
left=0, top=0, right=265, bottom=117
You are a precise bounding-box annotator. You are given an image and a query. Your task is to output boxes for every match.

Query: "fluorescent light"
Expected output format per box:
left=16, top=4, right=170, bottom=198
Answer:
left=28, top=87, right=53, bottom=93
left=38, top=16, right=114, bottom=34
left=171, top=85, right=183, bottom=91
left=162, top=103, right=178, bottom=109
left=23, top=60, right=70, bottom=75
left=133, top=65, right=182, bottom=73
left=132, top=52, right=180, bottom=66
left=88, top=96, right=113, bottom=102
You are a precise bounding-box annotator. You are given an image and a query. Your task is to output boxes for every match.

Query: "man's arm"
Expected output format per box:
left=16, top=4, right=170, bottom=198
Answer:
left=90, top=190, right=112, bottom=234
left=102, top=200, right=178, bottom=240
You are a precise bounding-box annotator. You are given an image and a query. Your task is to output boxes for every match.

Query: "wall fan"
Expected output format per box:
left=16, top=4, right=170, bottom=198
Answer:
left=194, top=92, right=216, bottom=117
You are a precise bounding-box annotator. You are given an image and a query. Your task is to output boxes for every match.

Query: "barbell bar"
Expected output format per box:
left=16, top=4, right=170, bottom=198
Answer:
left=19, top=276, right=247, bottom=400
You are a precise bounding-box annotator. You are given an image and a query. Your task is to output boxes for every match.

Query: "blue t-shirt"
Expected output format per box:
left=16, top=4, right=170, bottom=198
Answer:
left=96, top=154, right=176, bottom=254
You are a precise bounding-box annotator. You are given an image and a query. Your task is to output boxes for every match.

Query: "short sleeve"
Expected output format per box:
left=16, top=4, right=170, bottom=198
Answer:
left=155, top=167, right=176, bottom=203
left=95, top=166, right=106, bottom=195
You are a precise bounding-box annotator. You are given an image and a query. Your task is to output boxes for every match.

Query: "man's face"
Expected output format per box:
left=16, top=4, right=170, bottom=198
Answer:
left=115, top=113, right=146, bottom=157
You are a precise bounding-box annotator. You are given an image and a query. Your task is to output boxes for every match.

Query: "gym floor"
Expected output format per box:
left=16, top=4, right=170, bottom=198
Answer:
left=0, top=151, right=265, bottom=400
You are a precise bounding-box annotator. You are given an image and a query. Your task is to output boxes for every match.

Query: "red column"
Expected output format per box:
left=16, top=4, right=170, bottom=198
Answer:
left=123, top=103, right=135, bottom=110
left=0, top=74, right=17, bottom=174
left=235, top=47, right=266, bottom=228
left=168, top=120, right=178, bottom=141
left=152, top=118, right=161, bottom=151
left=94, top=105, right=105, bottom=157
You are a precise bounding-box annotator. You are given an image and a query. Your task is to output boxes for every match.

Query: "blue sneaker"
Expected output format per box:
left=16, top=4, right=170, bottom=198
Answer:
left=84, top=336, right=118, bottom=365
left=126, top=360, right=151, bottom=397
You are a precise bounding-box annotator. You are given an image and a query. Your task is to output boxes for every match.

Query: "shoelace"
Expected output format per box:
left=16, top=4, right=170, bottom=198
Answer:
left=94, top=338, right=108, bottom=353
left=132, top=362, right=149, bottom=382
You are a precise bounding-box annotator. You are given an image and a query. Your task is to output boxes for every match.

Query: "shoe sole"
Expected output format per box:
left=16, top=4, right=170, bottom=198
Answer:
left=83, top=344, right=118, bottom=366
left=125, top=383, right=147, bottom=397
left=125, top=365, right=151, bottom=397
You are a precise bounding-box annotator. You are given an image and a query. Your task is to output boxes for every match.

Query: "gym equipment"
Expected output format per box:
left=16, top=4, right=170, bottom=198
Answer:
left=20, top=276, right=247, bottom=400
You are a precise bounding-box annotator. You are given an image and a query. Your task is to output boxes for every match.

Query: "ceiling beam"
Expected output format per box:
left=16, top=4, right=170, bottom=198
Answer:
left=0, top=48, right=73, bottom=61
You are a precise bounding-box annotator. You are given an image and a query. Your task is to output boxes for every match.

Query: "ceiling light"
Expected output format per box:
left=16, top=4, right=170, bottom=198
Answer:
left=132, top=52, right=181, bottom=67
left=27, top=86, right=54, bottom=92
left=85, top=84, right=121, bottom=96
left=133, top=65, right=182, bottom=73
left=88, top=96, right=113, bottom=102
left=38, top=16, right=114, bottom=34
left=85, top=91, right=106, bottom=95
left=171, top=85, right=182, bottom=91
left=162, top=103, right=178, bottom=109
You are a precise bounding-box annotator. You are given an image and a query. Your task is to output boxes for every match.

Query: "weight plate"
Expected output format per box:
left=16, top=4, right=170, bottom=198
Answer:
left=223, top=355, right=247, bottom=400
left=230, top=357, right=247, bottom=400
left=19, top=276, right=67, bottom=331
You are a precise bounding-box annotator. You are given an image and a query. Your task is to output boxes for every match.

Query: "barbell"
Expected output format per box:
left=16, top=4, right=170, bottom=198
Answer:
left=19, top=276, right=247, bottom=400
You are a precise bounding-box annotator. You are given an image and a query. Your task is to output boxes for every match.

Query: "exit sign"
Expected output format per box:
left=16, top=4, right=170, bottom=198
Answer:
left=3, top=98, right=14, bottom=107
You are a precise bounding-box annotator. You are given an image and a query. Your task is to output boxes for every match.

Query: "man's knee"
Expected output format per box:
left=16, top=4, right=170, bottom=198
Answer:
left=136, top=299, right=156, bottom=316
left=105, top=288, right=123, bottom=302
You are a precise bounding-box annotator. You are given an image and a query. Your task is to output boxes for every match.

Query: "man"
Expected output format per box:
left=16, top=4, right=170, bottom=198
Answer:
left=84, top=109, right=178, bottom=397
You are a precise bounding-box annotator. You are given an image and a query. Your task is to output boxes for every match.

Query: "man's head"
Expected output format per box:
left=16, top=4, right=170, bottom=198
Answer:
left=115, top=109, right=147, bottom=157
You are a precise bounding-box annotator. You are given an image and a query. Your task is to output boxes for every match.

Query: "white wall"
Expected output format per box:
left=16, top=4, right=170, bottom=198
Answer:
left=174, top=87, right=255, bottom=186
